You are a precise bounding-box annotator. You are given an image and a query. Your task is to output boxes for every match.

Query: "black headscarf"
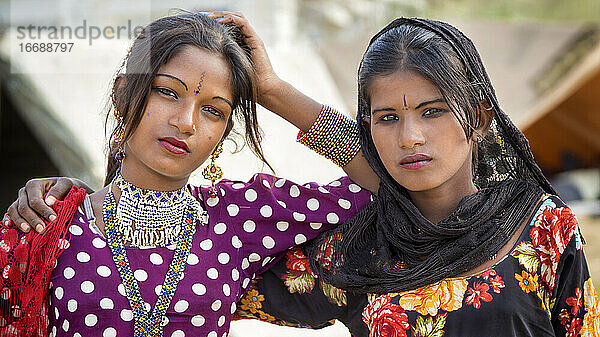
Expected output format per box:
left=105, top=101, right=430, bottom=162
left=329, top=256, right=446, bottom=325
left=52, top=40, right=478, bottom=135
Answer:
left=306, top=18, right=556, bottom=294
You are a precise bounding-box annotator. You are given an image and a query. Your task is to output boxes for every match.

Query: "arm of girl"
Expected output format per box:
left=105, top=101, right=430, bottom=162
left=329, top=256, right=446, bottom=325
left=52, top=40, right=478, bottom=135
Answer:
left=541, top=196, right=599, bottom=335
left=210, top=12, right=380, bottom=193
left=234, top=246, right=370, bottom=336
left=3, top=177, right=91, bottom=233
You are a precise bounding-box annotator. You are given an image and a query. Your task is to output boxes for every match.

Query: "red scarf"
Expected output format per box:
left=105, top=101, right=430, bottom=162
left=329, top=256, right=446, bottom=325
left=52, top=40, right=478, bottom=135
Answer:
left=0, top=186, right=86, bottom=336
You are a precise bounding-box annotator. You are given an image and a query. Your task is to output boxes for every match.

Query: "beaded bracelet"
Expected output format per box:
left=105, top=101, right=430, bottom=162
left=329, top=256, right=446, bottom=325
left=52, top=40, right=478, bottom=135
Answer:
left=297, top=105, right=360, bottom=167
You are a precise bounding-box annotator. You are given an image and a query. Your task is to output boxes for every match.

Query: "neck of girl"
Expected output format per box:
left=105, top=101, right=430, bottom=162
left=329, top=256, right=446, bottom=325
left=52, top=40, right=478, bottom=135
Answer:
left=408, top=181, right=478, bottom=223
left=119, top=159, right=190, bottom=192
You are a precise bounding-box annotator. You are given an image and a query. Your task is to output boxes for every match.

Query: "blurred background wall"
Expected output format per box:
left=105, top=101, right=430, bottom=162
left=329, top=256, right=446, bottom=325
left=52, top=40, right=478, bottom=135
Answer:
left=0, top=1, right=599, bottom=336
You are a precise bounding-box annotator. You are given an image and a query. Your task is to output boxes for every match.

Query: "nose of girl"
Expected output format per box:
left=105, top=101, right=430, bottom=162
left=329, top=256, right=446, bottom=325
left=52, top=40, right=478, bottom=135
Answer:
left=170, top=103, right=197, bottom=135
left=398, top=118, right=425, bottom=149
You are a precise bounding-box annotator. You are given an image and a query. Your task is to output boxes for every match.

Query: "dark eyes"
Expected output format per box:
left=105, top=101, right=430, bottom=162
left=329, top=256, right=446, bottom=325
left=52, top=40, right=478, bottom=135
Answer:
left=422, top=108, right=447, bottom=117
left=153, top=87, right=225, bottom=118
left=380, top=114, right=398, bottom=122
left=202, top=106, right=224, bottom=118
left=376, top=108, right=447, bottom=123
left=153, top=87, right=178, bottom=99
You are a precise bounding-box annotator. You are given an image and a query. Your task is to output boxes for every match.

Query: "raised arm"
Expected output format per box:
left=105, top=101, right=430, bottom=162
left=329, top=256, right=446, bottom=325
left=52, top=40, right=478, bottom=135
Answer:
left=211, top=12, right=379, bottom=193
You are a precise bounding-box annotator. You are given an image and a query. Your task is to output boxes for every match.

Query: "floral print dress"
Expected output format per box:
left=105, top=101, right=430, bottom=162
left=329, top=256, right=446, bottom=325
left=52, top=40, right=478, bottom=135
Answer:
left=235, top=195, right=600, bottom=336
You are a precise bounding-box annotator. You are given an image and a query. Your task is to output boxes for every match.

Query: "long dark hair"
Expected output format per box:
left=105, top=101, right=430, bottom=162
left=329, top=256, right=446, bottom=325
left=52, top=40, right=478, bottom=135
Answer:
left=104, top=12, right=267, bottom=185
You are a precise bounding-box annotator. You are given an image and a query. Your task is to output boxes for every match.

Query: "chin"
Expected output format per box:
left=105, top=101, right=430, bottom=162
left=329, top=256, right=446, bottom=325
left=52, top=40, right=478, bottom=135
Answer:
left=392, top=174, right=443, bottom=192
left=401, top=184, right=436, bottom=192
left=149, top=163, right=195, bottom=181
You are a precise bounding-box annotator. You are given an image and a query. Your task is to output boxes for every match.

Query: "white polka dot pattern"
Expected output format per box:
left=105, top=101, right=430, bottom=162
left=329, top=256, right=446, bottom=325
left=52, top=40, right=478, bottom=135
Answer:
left=100, top=298, right=114, bottom=309
left=192, top=283, right=206, bottom=296
left=69, top=225, right=83, bottom=236
left=63, top=267, right=75, bottom=279
left=45, top=174, right=371, bottom=335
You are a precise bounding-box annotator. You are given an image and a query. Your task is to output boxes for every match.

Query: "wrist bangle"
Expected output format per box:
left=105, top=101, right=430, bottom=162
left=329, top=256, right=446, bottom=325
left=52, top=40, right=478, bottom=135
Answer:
left=297, top=105, right=360, bottom=167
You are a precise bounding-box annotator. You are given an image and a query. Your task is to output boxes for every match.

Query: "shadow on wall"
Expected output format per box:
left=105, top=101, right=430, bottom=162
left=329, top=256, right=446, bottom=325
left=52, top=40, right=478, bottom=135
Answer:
left=0, top=56, right=96, bottom=212
left=0, top=72, right=59, bottom=211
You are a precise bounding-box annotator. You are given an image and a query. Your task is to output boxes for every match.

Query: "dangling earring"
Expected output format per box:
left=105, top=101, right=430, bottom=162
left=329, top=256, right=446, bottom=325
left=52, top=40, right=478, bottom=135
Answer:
left=113, top=104, right=125, bottom=143
left=472, top=134, right=481, bottom=170
left=203, top=143, right=224, bottom=198
left=115, top=146, right=126, bottom=161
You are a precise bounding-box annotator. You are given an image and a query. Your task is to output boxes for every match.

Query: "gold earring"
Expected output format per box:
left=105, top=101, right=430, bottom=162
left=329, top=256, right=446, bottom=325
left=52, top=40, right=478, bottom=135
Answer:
left=114, top=125, right=125, bottom=143
left=113, top=106, right=126, bottom=143
left=203, top=143, right=224, bottom=197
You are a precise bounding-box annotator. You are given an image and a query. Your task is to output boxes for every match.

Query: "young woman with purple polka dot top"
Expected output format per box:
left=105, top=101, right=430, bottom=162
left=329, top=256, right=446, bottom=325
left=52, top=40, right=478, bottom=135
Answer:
left=46, top=174, right=369, bottom=336
left=1, top=11, right=378, bottom=337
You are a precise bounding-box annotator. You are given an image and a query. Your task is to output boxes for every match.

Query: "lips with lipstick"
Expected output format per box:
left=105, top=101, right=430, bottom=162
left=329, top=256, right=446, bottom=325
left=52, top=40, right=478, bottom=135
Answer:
left=159, top=137, right=190, bottom=155
left=399, top=154, right=432, bottom=170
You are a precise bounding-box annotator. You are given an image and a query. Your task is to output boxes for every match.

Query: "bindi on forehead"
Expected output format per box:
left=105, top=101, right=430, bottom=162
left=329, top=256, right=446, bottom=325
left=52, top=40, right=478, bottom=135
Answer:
left=193, top=71, right=207, bottom=96
left=402, top=95, right=409, bottom=110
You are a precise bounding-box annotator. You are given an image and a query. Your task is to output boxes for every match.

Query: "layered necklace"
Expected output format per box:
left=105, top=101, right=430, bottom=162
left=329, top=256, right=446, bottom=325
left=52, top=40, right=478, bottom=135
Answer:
left=103, top=169, right=208, bottom=336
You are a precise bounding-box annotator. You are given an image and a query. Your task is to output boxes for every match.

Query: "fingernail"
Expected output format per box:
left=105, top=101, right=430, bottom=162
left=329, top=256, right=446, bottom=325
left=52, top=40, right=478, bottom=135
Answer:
left=3, top=219, right=9, bottom=227
left=49, top=214, right=57, bottom=222
left=45, top=196, right=56, bottom=206
left=36, top=224, right=44, bottom=233
left=20, top=223, right=30, bottom=232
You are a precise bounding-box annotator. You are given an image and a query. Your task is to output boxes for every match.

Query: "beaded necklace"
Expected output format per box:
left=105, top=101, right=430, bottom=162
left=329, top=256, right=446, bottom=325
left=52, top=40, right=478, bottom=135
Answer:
left=113, top=170, right=202, bottom=247
left=103, top=173, right=207, bottom=336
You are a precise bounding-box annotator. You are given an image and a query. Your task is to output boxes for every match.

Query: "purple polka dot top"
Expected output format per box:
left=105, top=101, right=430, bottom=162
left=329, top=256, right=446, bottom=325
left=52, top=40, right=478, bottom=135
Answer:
left=48, top=174, right=371, bottom=337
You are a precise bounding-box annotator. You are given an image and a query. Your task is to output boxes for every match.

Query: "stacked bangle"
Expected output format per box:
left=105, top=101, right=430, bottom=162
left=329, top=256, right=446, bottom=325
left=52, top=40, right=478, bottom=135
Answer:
left=297, top=105, right=360, bottom=167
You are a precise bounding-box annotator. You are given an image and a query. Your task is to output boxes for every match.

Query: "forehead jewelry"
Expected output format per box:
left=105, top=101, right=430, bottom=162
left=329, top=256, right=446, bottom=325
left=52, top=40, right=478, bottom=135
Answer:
left=193, top=71, right=206, bottom=95
left=402, top=95, right=409, bottom=110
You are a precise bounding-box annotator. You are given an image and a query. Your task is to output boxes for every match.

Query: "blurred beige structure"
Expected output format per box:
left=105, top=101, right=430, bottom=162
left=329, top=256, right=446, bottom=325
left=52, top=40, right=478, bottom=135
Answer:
left=0, top=1, right=599, bottom=336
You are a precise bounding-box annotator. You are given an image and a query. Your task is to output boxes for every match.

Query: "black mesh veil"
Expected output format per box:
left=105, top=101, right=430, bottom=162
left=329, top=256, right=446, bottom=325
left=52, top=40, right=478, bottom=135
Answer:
left=306, top=18, right=559, bottom=294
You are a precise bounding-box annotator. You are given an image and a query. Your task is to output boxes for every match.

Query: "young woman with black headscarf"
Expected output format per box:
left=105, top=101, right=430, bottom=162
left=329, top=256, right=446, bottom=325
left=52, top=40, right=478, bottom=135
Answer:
left=226, top=15, right=599, bottom=337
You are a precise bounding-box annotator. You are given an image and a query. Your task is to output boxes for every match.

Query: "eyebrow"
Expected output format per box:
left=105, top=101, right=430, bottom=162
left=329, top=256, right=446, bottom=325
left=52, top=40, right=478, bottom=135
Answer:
left=372, top=107, right=396, bottom=115
left=372, top=97, right=445, bottom=114
left=415, top=98, right=445, bottom=109
left=154, top=73, right=188, bottom=91
left=214, top=96, right=233, bottom=108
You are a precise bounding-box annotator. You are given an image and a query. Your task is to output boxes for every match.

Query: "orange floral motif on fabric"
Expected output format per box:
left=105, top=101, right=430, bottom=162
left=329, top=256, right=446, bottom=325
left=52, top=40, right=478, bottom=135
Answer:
left=363, top=295, right=410, bottom=337
left=515, top=271, right=539, bottom=293
left=394, top=279, right=468, bottom=316
left=488, top=275, right=505, bottom=294
left=237, top=288, right=276, bottom=323
left=465, top=281, right=493, bottom=309
left=476, top=268, right=505, bottom=294
left=240, top=289, right=264, bottom=313
left=558, top=298, right=583, bottom=336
